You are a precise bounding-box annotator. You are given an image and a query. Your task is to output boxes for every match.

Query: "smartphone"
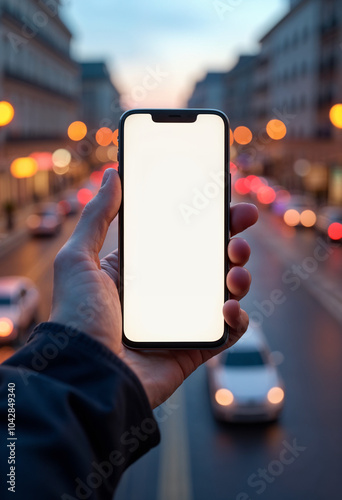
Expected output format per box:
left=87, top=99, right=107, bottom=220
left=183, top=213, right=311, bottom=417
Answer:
left=118, top=109, right=230, bottom=349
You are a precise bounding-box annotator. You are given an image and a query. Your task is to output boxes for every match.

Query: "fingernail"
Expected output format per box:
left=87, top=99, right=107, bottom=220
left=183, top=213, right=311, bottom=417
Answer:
left=101, top=168, right=112, bottom=187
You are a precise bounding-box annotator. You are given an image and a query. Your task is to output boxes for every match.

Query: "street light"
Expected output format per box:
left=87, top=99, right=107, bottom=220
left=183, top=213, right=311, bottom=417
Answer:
left=266, top=119, right=287, bottom=140
left=0, top=101, right=15, bottom=127
left=10, top=157, right=38, bottom=178
left=329, top=104, right=342, bottom=129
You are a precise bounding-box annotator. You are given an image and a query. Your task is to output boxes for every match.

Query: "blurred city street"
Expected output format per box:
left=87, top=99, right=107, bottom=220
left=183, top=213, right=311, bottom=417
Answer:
left=1, top=195, right=342, bottom=499
left=1, top=0, right=342, bottom=498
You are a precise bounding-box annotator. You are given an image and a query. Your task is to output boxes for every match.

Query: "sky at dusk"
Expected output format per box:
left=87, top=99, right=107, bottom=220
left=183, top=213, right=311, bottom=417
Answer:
left=61, top=0, right=289, bottom=108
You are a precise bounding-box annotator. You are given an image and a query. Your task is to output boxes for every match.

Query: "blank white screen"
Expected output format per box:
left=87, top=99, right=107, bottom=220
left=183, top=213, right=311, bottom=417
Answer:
left=123, top=113, right=226, bottom=343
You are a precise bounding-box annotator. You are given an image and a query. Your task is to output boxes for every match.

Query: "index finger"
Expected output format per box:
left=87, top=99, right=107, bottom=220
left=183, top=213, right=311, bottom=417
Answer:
left=230, top=203, right=258, bottom=236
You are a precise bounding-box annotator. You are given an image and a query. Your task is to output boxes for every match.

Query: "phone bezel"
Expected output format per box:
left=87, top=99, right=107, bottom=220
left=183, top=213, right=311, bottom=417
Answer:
left=118, top=108, right=230, bottom=349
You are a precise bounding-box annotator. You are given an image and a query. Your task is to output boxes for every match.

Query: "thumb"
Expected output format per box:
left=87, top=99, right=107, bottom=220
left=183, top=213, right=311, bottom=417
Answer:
left=70, top=168, right=121, bottom=256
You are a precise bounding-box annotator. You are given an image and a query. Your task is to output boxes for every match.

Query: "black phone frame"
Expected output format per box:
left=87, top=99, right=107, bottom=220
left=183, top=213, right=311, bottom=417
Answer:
left=118, top=108, right=230, bottom=349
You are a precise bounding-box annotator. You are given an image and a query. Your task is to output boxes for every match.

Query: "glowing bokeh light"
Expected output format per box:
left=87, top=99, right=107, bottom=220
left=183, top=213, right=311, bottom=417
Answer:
left=328, top=222, right=342, bottom=240
left=30, top=152, right=53, bottom=171
left=284, top=209, right=300, bottom=226
left=102, top=162, right=119, bottom=172
left=112, top=129, right=119, bottom=146
left=52, top=149, right=71, bottom=168
left=230, top=161, right=237, bottom=176
left=257, top=186, right=276, bottom=204
left=266, top=119, right=287, bottom=140
left=10, top=157, right=38, bottom=178
left=234, top=178, right=250, bottom=195
left=294, top=159, right=311, bottom=177
left=90, top=170, right=104, bottom=187
left=267, top=387, right=284, bottom=404
left=68, top=121, right=87, bottom=141
left=300, top=210, right=316, bottom=227
left=96, top=127, right=113, bottom=146
left=233, top=126, right=253, bottom=145
left=53, top=164, right=69, bottom=175
left=215, top=388, right=234, bottom=406
left=329, top=104, right=342, bottom=129
left=77, top=188, right=94, bottom=206
left=0, top=101, right=15, bottom=126
left=229, top=129, right=234, bottom=146
left=107, top=146, right=118, bottom=161
left=95, top=146, right=109, bottom=162
left=0, top=317, right=13, bottom=337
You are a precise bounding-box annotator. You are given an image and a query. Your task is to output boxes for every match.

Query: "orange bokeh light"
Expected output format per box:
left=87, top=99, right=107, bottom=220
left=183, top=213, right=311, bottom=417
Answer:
left=300, top=210, right=316, bottom=227
left=233, top=126, right=253, bottom=145
left=229, top=129, right=234, bottom=146
left=284, top=209, right=300, bottom=226
left=328, top=222, right=342, bottom=240
left=96, top=127, right=113, bottom=146
left=0, top=317, right=13, bottom=337
left=329, top=104, right=342, bottom=129
left=267, top=387, right=284, bottom=405
left=112, top=129, right=119, bottom=146
left=68, top=121, right=87, bottom=141
left=266, top=119, right=287, bottom=140
left=77, top=188, right=94, bottom=206
left=0, top=101, right=15, bottom=126
left=11, top=157, right=38, bottom=178
left=215, top=388, right=234, bottom=406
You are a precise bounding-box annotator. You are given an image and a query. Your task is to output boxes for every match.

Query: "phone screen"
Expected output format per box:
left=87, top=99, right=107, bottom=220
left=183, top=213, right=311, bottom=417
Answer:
left=120, top=110, right=229, bottom=346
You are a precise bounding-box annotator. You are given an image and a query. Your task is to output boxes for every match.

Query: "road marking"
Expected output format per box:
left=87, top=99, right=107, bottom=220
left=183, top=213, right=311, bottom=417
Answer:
left=156, top=385, right=193, bottom=500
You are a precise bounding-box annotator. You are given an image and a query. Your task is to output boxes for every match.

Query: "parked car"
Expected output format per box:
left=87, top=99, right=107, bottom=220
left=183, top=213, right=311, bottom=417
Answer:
left=315, top=206, right=342, bottom=242
left=26, top=202, right=63, bottom=236
left=0, top=277, right=40, bottom=344
left=207, top=326, right=285, bottom=423
left=58, top=189, right=81, bottom=216
left=282, top=194, right=317, bottom=228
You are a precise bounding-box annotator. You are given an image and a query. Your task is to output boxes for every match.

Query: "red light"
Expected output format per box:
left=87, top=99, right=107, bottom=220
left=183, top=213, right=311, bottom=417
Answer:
left=234, top=178, right=250, bottom=195
left=90, top=171, right=104, bottom=187
left=102, top=162, right=118, bottom=171
left=249, top=177, right=265, bottom=193
left=257, top=186, right=276, bottom=204
left=230, top=161, right=237, bottom=176
left=328, top=222, right=342, bottom=240
left=77, top=188, right=93, bottom=206
left=30, top=152, right=53, bottom=171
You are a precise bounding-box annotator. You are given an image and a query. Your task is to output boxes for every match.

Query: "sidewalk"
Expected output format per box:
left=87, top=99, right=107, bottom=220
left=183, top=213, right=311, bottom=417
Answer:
left=0, top=204, right=33, bottom=259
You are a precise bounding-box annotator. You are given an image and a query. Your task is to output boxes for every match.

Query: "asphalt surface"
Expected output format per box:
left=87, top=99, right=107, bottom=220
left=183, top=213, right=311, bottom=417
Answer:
left=0, top=202, right=341, bottom=500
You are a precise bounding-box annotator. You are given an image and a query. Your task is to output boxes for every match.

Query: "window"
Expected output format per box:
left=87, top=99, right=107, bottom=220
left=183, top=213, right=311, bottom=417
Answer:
left=224, top=350, right=266, bottom=367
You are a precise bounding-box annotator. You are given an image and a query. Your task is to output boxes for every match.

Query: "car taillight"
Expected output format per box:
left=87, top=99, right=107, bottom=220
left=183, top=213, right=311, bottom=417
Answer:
left=328, top=222, right=342, bottom=240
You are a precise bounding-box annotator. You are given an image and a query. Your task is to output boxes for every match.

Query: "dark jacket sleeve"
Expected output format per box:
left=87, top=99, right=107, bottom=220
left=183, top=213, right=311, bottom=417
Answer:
left=0, top=323, right=160, bottom=500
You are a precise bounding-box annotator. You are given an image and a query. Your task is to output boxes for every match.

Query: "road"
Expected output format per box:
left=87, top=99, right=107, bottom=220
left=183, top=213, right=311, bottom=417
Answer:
left=0, top=201, right=341, bottom=500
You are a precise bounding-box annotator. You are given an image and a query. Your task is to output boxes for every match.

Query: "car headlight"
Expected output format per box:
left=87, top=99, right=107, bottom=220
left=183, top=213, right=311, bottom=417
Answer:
left=284, top=209, right=300, bottom=226
left=267, top=387, right=284, bottom=404
left=215, top=388, right=234, bottom=406
left=300, top=210, right=316, bottom=227
left=0, top=317, right=14, bottom=338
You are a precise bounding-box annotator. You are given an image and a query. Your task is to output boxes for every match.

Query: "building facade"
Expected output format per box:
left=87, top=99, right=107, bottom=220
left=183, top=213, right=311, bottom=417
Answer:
left=0, top=0, right=80, bottom=208
left=81, top=62, right=122, bottom=132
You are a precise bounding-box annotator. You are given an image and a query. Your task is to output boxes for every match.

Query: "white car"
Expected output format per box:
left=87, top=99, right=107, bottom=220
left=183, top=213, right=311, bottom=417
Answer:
left=26, top=202, right=63, bottom=236
left=0, top=277, right=40, bottom=344
left=207, top=326, right=285, bottom=422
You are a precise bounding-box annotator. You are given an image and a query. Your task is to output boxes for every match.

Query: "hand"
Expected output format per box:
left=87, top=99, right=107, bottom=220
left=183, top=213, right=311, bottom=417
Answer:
left=50, top=168, right=258, bottom=408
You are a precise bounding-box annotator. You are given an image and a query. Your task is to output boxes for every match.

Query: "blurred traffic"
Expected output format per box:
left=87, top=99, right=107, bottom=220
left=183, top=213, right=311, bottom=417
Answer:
left=1, top=0, right=342, bottom=499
